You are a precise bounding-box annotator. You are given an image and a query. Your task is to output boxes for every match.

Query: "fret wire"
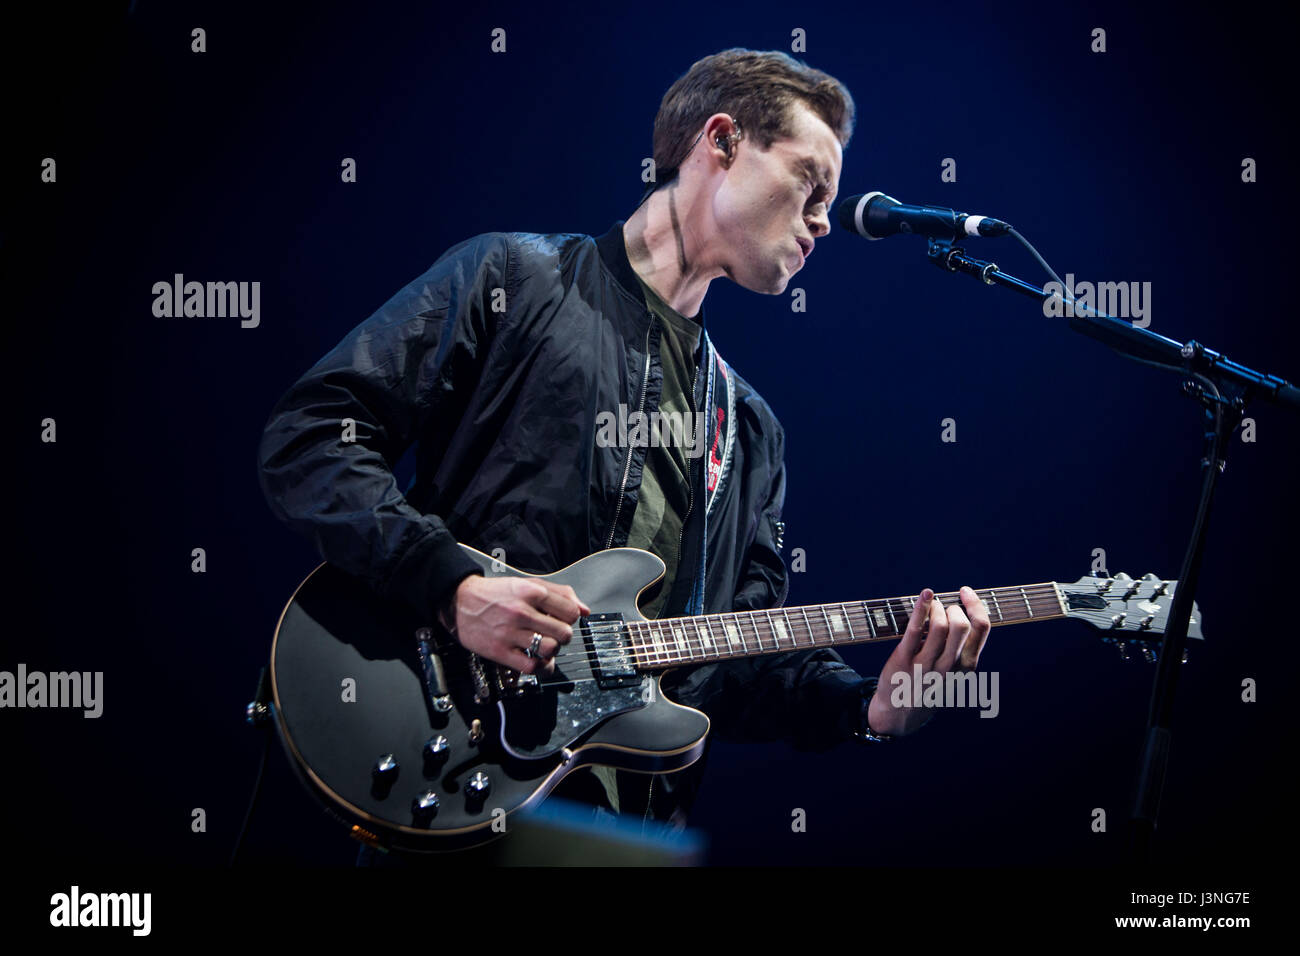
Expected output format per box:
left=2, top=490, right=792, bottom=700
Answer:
left=988, top=588, right=1004, bottom=622
left=748, top=609, right=763, bottom=653
left=736, top=611, right=751, bottom=655
left=642, top=621, right=655, bottom=665
left=820, top=605, right=836, bottom=646
left=723, top=613, right=739, bottom=658
left=779, top=607, right=795, bottom=649
left=658, top=620, right=670, bottom=665
left=701, top=615, right=718, bottom=658
left=763, top=607, right=779, bottom=650
left=893, top=596, right=908, bottom=635
left=854, top=600, right=871, bottom=640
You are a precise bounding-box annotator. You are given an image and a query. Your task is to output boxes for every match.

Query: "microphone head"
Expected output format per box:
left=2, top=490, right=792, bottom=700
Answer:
left=837, top=192, right=900, bottom=239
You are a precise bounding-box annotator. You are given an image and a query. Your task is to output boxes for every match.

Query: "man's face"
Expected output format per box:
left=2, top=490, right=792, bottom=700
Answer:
left=710, top=101, right=842, bottom=294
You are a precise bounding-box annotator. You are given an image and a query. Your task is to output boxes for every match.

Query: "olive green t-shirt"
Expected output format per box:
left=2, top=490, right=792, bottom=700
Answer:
left=589, top=271, right=702, bottom=813
left=625, top=271, right=703, bottom=620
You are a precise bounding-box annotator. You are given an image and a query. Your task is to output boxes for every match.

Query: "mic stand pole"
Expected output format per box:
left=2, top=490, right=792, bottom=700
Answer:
left=923, top=238, right=1298, bottom=864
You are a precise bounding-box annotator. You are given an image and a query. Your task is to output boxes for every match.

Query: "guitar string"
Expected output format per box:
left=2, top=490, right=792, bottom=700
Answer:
left=551, top=586, right=1065, bottom=668
left=540, top=598, right=1076, bottom=681
left=541, top=583, right=1065, bottom=645
left=543, top=591, right=1066, bottom=673
left=526, top=585, right=1070, bottom=674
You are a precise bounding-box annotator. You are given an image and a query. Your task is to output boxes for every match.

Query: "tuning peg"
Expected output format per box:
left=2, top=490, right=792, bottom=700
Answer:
left=1152, top=581, right=1170, bottom=596
left=1096, top=578, right=1115, bottom=593
left=1114, top=572, right=1133, bottom=582
left=1141, top=572, right=1159, bottom=581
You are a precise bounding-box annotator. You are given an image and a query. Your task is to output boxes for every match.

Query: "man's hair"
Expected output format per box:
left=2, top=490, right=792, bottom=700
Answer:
left=651, top=48, right=855, bottom=183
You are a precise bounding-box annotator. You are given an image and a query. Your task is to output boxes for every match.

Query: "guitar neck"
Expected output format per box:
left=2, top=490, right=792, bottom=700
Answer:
left=627, top=584, right=1067, bottom=668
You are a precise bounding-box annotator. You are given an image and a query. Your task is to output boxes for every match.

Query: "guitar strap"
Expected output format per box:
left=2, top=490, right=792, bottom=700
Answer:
left=686, top=334, right=735, bottom=616
left=705, top=335, right=736, bottom=519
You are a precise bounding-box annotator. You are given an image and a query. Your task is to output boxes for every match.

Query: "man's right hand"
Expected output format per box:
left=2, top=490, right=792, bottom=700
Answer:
left=441, top=575, right=590, bottom=676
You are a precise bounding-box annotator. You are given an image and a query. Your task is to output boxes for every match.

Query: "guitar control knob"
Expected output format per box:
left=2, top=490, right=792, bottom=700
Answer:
left=432, top=695, right=454, bottom=713
left=412, top=790, right=440, bottom=817
left=467, top=771, right=491, bottom=795
left=424, top=735, right=449, bottom=759
left=371, top=753, right=400, bottom=798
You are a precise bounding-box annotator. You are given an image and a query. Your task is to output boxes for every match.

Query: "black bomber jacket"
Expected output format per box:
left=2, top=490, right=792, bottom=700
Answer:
left=257, top=220, right=878, bottom=826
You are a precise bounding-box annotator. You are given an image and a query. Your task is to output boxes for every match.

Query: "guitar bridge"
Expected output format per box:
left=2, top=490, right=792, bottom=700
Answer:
left=496, top=666, right=540, bottom=696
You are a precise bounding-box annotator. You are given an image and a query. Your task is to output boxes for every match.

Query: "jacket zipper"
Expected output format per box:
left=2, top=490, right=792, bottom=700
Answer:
left=606, top=319, right=654, bottom=549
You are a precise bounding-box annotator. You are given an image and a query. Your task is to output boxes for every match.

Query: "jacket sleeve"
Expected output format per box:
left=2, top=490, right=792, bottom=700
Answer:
left=257, top=234, right=510, bottom=623
left=666, top=421, right=879, bottom=752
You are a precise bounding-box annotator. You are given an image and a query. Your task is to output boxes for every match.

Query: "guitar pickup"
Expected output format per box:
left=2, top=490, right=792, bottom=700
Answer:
left=584, top=613, right=639, bottom=688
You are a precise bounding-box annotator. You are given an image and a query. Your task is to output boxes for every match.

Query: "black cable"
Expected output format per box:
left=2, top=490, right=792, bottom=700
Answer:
left=230, top=667, right=274, bottom=867
left=229, top=721, right=272, bottom=867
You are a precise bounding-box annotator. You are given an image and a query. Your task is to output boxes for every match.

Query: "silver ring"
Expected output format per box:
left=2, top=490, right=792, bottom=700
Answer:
left=526, top=633, right=543, bottom=659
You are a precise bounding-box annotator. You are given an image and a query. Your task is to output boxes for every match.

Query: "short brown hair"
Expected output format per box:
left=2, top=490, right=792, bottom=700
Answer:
left=651, top=48, right=855, bottom=182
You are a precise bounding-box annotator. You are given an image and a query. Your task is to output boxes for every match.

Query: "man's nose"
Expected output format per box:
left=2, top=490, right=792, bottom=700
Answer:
left=807, top=207, right=831, bottom=238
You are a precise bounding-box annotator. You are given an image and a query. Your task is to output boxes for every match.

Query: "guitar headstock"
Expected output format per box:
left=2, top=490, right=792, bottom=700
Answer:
left=1058, top=572, right=1204, bottom=662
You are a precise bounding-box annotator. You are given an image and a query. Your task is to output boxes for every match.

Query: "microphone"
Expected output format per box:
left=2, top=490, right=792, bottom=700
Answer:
left=838, top=192, right=1011, bottom=240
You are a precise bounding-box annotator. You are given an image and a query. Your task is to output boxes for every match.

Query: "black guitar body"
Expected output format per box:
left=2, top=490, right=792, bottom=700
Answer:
left=270, top=545, right=710, bottom=852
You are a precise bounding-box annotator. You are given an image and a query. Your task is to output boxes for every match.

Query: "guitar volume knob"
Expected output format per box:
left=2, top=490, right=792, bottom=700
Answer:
left=412, top=790, right=440, bottom=818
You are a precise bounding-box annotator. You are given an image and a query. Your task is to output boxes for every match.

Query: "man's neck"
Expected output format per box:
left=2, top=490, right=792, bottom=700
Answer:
left=623, top=181, right=725, bottom=320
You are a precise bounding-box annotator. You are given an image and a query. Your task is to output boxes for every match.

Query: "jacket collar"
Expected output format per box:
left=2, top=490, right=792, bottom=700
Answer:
left=595, top=220, right=709, bottom=335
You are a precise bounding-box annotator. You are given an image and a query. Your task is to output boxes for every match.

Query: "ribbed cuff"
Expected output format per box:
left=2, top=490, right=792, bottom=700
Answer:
left=385, top=528, right=484, bottom=624
left=849, top=676, right=881, bottom=741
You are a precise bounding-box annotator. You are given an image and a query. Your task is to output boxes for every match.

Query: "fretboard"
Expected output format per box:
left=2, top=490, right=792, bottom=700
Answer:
left=626, top=584, right=1066, bottom=668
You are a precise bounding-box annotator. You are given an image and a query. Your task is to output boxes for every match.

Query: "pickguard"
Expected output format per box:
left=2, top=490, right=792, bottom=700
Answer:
left=497, top=675, right=653, bottom=759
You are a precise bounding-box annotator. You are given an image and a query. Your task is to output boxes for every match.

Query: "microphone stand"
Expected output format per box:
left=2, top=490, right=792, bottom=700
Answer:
left=923, top=238, right=1299, bottom=864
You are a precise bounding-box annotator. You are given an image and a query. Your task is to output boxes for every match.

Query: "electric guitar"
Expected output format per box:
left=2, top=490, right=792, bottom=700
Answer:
left=267, top=543, right=1203, bottom=852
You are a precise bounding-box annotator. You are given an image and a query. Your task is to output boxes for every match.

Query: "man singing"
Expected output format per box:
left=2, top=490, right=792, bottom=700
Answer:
left=258, top=48, right=991, bottom=860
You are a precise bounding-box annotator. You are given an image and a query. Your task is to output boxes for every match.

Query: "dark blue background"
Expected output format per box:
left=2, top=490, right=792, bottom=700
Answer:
left=7, top=0, right=1295, bottom=869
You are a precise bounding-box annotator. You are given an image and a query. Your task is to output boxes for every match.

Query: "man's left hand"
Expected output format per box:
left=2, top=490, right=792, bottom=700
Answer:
left=865, top=586, right=991, bottom=737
